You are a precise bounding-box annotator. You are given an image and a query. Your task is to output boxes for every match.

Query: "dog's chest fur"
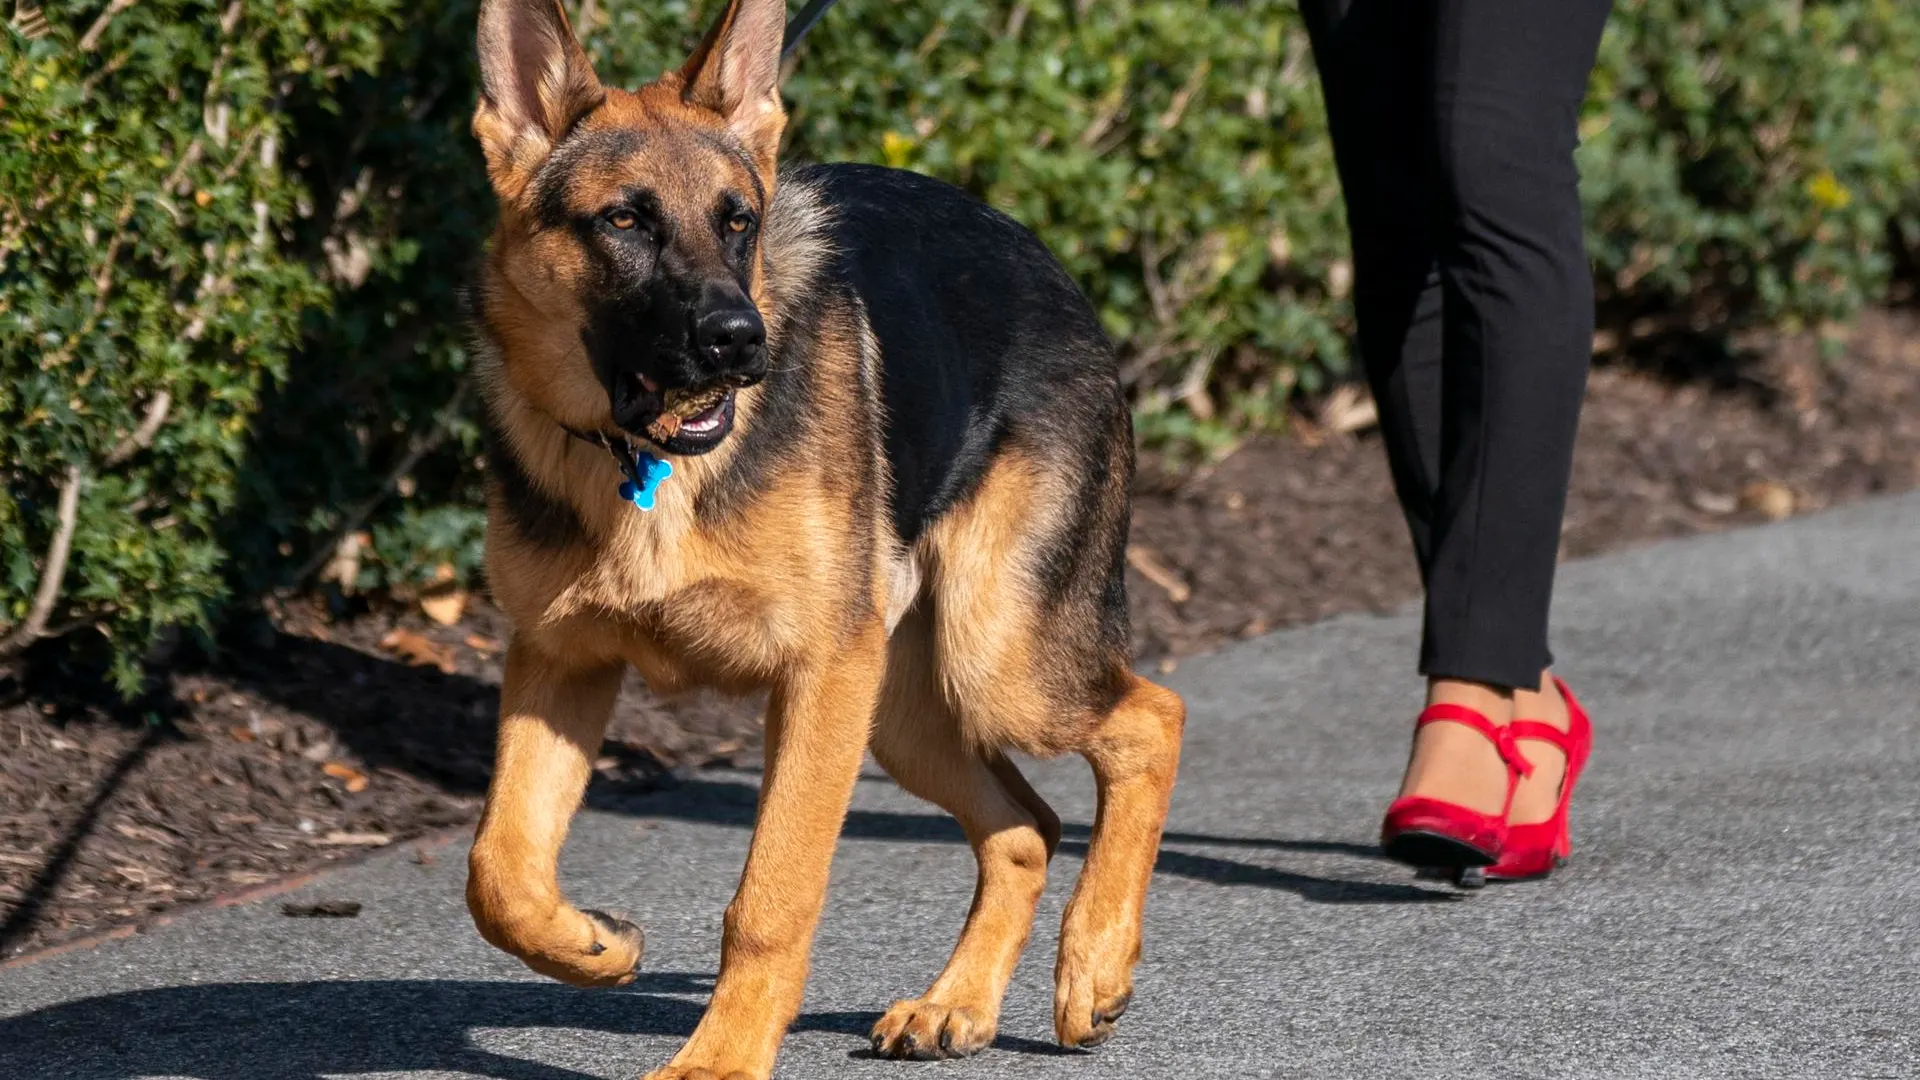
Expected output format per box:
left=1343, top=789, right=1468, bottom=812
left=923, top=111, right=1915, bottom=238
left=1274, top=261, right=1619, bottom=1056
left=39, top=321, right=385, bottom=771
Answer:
left=485, top=431, right=890, bottom=692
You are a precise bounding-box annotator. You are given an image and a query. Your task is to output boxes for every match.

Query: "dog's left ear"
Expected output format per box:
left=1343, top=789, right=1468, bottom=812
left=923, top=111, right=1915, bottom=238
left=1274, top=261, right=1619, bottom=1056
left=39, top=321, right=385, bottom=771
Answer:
left=680, top=0, right=787, bottom=178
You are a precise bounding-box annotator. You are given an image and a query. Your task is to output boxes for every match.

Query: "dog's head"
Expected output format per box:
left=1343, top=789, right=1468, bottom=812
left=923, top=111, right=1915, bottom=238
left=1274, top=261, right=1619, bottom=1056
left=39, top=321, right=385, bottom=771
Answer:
left=473, top=0, right=787, bottom=455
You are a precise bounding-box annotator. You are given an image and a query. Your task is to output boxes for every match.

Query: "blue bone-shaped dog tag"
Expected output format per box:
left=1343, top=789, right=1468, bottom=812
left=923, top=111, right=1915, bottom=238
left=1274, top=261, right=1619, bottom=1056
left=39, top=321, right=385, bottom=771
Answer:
left=616, top=451, right=673, bottom=511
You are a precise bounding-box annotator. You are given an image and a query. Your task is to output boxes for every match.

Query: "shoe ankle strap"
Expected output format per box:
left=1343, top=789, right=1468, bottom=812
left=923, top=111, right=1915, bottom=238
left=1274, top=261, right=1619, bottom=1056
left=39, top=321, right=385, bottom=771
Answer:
left=1506, top=719, right=1574, bottom=749
left=1416, top=703, right=1535, bottom=779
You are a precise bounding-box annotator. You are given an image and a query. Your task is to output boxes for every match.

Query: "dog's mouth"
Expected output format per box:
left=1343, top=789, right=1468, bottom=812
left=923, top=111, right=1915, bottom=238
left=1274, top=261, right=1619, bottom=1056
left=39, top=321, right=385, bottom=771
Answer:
left=612, top=371, right=739, bottom=456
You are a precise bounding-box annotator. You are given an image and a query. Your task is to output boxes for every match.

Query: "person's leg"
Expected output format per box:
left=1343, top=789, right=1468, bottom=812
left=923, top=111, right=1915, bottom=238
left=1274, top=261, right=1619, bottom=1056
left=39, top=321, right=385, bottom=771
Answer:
left=1301, top=0, right=1445, bottom=572
left=1303, top=1, right=1526, bottom=816
left=1418, top=0, right=1614, bottom=819
left=1305, top=0, right=1605, bottom=822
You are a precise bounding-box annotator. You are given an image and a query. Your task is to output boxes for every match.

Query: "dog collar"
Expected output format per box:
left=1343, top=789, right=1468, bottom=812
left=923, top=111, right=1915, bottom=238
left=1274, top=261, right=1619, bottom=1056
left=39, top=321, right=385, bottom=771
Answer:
left=564, top=426, right=671, bottom=512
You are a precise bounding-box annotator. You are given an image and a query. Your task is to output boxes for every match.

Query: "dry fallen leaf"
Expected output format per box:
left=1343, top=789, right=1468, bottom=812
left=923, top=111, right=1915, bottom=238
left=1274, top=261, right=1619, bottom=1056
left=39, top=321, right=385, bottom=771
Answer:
left=420, top=588, right=468, bottom=626
left=112, top=863, right=159, bottom=889
left=1126, top=545, right=1192, bottom=603
left=322, top=761, right=370, bottom=794
left=464, top=633, right=501, bottom=653
left=229, top=725, right=257, bottom=743
left=322, top=532, right=371, bottom=596
left=1741, top=481, right=1796, bottom=521
left=1318, top=383, right=1379, bottom=436
left=113, top=821, right=179, bottom=846
left=379, top=628, right=457, bottom=674
left=1689, top=490, right=1738, bottom=516
left=1327, top=258, right=1353, bottom=299
left=310, top=831, right=391, bottom=847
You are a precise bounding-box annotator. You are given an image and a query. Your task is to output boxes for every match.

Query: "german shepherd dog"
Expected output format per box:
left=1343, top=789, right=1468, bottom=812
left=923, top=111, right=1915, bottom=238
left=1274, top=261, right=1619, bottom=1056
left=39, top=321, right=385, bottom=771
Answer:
left=465, top=2, right=1185, bottom=1075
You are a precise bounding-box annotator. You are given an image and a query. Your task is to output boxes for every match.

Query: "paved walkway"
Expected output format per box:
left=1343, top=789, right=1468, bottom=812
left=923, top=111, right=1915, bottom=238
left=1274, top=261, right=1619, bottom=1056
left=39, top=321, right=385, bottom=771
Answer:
left=3, top=496, right=1917, bottom=1080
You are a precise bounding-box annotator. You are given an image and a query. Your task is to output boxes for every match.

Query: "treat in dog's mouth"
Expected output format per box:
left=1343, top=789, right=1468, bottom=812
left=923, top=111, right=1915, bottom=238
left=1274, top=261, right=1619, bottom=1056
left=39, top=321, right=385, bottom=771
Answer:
left=615, top=373, right=739, bottom=454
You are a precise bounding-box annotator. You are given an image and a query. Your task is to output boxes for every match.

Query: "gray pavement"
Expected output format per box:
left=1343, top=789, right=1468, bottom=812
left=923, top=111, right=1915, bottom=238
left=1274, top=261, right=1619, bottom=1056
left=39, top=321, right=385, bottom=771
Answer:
left=3, top=495, right=1918, bottom=1080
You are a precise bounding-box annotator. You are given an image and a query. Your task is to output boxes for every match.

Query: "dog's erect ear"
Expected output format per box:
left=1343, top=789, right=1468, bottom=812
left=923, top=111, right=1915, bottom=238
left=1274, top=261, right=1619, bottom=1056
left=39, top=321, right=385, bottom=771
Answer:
left=473, top=0, right=605, bottom=199
left=680, top=0, right=787, bottom=177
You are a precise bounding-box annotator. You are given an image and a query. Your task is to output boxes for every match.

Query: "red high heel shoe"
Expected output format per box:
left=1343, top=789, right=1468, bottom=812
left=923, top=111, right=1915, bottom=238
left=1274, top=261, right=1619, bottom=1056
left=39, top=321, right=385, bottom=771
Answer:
left=1380, top=703, right=1535, bottom=870
left=1484, top=677, right=1593, bottom=882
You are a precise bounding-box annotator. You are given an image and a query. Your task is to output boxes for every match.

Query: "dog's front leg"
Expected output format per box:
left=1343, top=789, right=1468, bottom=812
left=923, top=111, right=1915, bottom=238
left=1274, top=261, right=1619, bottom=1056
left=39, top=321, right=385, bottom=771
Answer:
left=647, top=624, right=885, bottom=1080
left=467, top=638, right=642, bottom=987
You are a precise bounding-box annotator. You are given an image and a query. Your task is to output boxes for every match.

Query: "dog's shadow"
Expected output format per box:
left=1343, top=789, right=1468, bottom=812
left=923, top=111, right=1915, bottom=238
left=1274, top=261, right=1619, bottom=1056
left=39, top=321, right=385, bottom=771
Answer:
left=608, top=775, right=1459, bottom=907
left=0, top=971, right=1070, bottom=1080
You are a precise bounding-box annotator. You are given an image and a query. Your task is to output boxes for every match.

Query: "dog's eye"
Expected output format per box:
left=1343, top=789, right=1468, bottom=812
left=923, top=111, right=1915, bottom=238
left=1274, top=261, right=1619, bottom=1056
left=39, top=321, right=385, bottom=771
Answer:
left=607, top=209, right=639, bottom=231
left=727, top=213, right=754, bottom=234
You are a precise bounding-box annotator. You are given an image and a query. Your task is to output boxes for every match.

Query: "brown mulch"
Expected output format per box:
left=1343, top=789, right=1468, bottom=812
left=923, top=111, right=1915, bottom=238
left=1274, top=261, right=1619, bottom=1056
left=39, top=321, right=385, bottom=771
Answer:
left=4, top=308, right=1918, bottom=961
left=1128, top=310, right=1920, bottom=660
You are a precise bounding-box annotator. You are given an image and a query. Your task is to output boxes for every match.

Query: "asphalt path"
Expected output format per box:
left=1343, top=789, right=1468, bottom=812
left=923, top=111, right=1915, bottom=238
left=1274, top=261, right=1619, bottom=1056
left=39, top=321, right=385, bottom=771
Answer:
left=3, top=495, right=1916, bottom=1079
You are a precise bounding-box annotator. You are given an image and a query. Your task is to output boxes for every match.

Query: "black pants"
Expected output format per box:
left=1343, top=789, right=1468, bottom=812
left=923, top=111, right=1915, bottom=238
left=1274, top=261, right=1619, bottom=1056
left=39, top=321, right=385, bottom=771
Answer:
left=1301, top=0, right=1613, bottom=691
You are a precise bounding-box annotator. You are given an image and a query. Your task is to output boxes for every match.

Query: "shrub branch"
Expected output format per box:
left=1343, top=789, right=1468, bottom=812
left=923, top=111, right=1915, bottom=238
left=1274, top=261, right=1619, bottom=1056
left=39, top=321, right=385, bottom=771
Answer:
left=0, top=466, right=85, bottom=657
left=103, top=392, right=172, bottom=468
left=78, top=0, right=139, bottom=52
left=286, top=377, right=475, bottom=592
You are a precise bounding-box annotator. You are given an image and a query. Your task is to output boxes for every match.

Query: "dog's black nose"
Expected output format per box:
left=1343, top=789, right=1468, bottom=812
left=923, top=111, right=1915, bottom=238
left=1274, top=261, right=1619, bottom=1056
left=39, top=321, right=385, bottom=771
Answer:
left=694, top=304, right=766, bottom=384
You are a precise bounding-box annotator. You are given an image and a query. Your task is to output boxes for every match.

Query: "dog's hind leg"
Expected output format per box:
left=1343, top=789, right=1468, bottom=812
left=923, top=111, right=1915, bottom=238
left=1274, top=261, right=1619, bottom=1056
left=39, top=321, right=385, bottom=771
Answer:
left=913, top=444, right=1184, bottom=1050
left=1053, top=672, right=1184, bottom=1048
left=866, top=606, right=1059, bottom=1060
left=467, top=640, right=642, bottom=987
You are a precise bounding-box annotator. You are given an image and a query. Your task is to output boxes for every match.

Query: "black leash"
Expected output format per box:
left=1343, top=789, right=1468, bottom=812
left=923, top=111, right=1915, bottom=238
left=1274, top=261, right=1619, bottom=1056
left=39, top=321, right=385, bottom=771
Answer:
left=782, top=0, right=841, bottom=59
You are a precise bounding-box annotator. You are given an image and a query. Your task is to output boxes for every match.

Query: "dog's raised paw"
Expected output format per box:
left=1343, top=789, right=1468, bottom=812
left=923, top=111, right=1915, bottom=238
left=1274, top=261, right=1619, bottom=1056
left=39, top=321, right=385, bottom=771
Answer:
left=574, top=908, right=644, bottom=982
left=869, top=999, right=995, bottom=1060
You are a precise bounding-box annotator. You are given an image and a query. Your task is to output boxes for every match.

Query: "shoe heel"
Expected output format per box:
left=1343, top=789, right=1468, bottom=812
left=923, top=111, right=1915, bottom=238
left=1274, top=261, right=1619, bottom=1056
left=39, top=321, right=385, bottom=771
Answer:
left=1382, top=828, right=1499, bottom=871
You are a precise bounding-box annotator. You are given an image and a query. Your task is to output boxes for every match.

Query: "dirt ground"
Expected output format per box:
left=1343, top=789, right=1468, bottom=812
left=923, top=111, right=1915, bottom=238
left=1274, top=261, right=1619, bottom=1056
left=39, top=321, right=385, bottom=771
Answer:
left=4, top=308, right=1917, bottom=961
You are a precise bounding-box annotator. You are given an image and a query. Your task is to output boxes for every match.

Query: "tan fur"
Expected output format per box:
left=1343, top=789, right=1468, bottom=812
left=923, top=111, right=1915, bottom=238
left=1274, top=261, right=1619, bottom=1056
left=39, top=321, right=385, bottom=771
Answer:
left=463, top=3, right=1182, bottom=1077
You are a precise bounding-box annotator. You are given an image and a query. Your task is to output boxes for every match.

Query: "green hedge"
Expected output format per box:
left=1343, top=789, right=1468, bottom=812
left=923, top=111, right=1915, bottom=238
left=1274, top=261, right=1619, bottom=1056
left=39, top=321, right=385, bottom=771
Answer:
left=4, top=0, right=1918, bottom=690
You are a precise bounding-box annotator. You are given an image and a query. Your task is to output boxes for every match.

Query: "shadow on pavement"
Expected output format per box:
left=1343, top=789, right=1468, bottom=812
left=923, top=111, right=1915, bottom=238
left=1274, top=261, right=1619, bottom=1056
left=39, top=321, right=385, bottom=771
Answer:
left=0, top=971, right=1066, bottom=1080
left=0, top=724, right=165, bottom=956
left=611, top=777, right=1455, bottom=906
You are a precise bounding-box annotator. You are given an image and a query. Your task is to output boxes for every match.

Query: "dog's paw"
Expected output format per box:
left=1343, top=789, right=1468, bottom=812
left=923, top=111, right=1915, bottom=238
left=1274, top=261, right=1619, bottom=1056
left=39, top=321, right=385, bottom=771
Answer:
left=579, top=908, right=646, bottom=974
left=869, top=998, right=995, bottom=1060
left=641, top=1067, right=758, bottom=1080
left=1053, top=973, right=1131, bottom=1050
left=502, top=905, right=644, bottom=988
left=1053, top=915, right=1136, bottom=1049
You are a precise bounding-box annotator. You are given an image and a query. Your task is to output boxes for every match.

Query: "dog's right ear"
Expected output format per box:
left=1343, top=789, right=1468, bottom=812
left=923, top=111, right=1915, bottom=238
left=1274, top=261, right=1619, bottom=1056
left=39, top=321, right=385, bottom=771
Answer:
left=473, top=0, right=605, bottom=201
